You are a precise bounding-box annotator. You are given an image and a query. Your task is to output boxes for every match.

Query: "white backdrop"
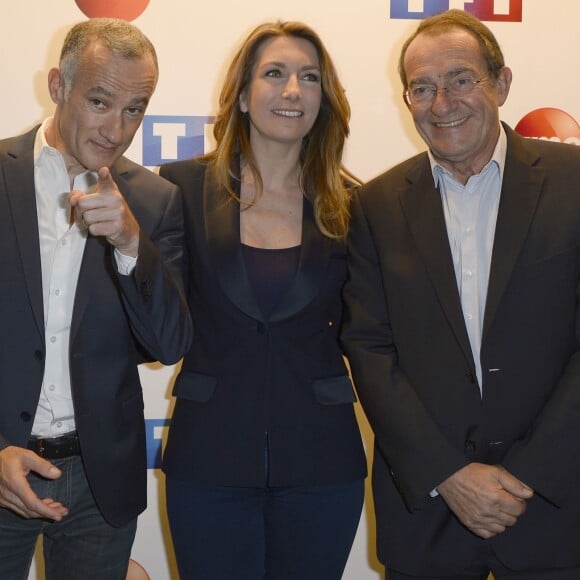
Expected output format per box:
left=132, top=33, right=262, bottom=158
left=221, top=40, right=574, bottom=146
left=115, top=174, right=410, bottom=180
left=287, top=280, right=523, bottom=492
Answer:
left=1, top=1, right=578, bottom=578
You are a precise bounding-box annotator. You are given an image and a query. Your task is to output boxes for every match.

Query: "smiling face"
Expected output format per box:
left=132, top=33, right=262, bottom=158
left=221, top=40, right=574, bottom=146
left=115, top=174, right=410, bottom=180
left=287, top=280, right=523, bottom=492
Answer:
left=47, top=41, right=157, bottom=179
left=403, top=27, right=511, bottom=181
left=239, top=35, right=322, bottom=152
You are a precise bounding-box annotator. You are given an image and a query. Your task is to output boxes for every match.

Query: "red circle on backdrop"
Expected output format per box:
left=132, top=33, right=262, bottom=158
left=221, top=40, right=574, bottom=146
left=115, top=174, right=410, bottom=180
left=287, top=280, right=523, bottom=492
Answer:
left=75, top=0, right=149, bottom=21
left=515, top=107, right=580, bottom=142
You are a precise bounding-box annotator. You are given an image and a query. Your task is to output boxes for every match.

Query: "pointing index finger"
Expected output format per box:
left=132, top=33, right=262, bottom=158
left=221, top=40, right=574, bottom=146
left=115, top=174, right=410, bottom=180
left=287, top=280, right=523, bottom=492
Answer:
left=96, top=166, right=117, bottom=194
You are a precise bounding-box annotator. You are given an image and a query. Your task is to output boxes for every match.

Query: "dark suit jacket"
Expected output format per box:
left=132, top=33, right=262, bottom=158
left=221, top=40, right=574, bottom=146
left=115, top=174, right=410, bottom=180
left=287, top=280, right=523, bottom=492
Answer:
left=341, top=125, right=580, bottom=573
left=0, top=127, right=191, bottom=527
left=159, top=159, right=366, bottom=487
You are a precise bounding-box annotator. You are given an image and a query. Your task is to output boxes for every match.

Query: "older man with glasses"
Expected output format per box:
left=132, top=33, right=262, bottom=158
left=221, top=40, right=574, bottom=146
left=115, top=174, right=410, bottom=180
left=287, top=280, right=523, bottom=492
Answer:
left=342, top=8, right=580, bottom=580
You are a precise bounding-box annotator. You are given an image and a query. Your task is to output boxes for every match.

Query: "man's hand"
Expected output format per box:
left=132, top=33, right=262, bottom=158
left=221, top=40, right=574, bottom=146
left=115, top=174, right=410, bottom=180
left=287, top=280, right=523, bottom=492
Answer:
left=437, top=463, right=533, bottom=539
left=70, top=167, right=140, bottom=257
left=0, top=446, right=68, bottom=520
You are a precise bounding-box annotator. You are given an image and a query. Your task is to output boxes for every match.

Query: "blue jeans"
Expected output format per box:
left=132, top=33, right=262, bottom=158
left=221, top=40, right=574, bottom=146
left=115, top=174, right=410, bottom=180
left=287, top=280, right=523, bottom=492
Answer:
left=0, top=455, right=137, bottom=580
left=166, top=478, right=365, bottom=580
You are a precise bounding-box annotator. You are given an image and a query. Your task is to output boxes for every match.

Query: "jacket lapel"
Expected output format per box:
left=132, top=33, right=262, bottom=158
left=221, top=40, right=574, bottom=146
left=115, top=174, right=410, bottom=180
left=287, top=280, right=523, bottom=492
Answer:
left=205, top=169, right=265, bottom=322
left=204, top=166, right=332, bottom=323
left=3, top=132, right=44, bottom=338
left=482, top=127, right=544, bottom=341
left=399, top=156, right=475, bottom=368
left=71, top=164, right=125, bottom=340
left=70, top=234, right=107, bottom=342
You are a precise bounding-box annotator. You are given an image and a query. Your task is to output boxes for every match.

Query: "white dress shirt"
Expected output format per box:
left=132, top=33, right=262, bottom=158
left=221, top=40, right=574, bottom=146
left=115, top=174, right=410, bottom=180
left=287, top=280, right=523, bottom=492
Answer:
left=31, top=118, right=136, bottom=438
left=429, top=125, right=507, bottom=394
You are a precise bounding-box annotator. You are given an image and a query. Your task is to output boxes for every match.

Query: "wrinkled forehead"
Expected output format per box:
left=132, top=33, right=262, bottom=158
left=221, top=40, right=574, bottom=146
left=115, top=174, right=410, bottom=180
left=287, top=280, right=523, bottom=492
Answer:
left=71, top=46, right=158, bottom=101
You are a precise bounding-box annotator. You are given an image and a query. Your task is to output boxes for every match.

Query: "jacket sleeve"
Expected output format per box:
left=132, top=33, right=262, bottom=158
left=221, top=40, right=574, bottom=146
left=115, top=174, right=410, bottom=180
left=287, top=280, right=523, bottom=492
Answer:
left=341, top=188, right=467, bottom=510
left=115, top=183, right=192, bottom=365
left=502, top=274, right=580, bottom=507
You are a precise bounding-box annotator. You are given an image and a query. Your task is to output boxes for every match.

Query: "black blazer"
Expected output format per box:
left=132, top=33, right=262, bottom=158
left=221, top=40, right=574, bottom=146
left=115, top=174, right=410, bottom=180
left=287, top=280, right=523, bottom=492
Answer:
left=0, top=127, right=191, bottom=526
left=159, top=159, right=366, bottom=487
left=342, top=124, right=580, bottom=573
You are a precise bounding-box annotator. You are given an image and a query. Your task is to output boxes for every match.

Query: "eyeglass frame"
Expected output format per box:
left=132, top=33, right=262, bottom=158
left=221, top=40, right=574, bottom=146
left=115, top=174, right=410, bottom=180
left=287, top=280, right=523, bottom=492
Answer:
left=403, top=72, right=489, bottom=107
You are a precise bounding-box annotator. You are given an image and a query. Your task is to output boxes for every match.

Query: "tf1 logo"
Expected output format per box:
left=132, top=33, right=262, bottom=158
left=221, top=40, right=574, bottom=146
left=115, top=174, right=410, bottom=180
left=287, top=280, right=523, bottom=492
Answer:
left=145, top=418, right=170, bottom=469
left=390, top=0, right=522, bottom=21
left=142, top=115, right=215, bottom=167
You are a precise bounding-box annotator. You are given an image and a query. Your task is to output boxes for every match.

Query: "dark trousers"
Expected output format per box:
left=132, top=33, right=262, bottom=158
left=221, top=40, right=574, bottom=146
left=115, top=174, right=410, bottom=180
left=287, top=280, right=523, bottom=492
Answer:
left=388, top=548, right=580, bottom=580
left=166, top=477, right=364, bottom=580
left=388, top=569, right=580, bottom=580
left=0, top=456, right=137, bottom=580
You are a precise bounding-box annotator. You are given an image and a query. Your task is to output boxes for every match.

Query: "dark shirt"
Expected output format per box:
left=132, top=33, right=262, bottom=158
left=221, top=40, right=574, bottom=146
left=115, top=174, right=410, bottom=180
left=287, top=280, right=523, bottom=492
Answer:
left=242, top=244, right=301, bottom=317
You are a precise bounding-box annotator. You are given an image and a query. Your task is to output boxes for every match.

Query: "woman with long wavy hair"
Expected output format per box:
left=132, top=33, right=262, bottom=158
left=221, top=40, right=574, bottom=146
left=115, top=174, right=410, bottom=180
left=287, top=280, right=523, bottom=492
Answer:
left=160, top=21, right=366, bottom=579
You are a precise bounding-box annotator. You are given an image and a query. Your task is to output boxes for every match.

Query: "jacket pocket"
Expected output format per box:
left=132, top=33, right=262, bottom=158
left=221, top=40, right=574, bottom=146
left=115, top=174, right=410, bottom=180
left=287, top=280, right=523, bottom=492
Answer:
left=312, top=375, right=357, bottom=405
left=173, top=371, right=216, bottom=402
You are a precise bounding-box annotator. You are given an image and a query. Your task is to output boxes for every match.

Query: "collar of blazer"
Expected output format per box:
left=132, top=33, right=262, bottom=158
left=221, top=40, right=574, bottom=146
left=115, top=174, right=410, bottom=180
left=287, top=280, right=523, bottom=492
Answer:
left=203, top=163, right=336, bottom=323
left=2, top=128, right=44, bottom=338
left=482, top=123, right=544, bottom=342
left=398, top=123, right=545, bottom=355
left=1, top=126, right=130, bottom=343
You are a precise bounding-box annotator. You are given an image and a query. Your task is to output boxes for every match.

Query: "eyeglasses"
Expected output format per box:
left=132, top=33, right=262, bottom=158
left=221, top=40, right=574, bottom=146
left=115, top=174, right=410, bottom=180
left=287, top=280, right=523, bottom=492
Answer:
left=404, top=73, right=488, bottom=106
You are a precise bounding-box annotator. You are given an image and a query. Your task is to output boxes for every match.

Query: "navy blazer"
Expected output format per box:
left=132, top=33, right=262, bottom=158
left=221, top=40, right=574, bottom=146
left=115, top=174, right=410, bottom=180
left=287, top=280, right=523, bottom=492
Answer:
left=0, top=127, right=191, bottom=526
left=159, top=159, right=366, bottom=487
left=342, top=125, right=580, bottom=573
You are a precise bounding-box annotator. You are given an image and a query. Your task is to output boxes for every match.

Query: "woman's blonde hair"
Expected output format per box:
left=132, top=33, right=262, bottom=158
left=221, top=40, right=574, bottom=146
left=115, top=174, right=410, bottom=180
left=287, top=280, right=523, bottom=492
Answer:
left=203, top=20, right=358, bottom=239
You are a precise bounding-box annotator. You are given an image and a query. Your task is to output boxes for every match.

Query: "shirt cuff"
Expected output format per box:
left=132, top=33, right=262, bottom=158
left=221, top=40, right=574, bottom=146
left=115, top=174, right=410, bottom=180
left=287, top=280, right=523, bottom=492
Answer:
left=114, top=248, right=138, bottom=276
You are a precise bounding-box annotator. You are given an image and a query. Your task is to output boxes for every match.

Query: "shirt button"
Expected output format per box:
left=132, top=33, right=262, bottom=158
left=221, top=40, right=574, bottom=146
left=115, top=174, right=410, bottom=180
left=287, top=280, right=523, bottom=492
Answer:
left=56, top=421, right=62, bottom=428
left=465, top=270, right=473, bottom=278
left=466, top=313, right=473, bottom=320
left=49, top=384, right=56, bottom=391
left=50, top=336, right=57, bottom=343
left=61, top=239, right=67, bottom=246
left=55, top=289, right=61, bottom=296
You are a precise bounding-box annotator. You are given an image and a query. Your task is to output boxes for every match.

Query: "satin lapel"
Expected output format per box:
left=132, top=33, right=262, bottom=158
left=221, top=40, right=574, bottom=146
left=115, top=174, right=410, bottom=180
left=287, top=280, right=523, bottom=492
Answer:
left=399, top=158, right=474, bottom=367
left=270, top=196, right=330, bottom=322
left=3, top=146, right=44, bottom=337
left=205, top=170, right=264, bottom=322
left=482, top=131, right=543, bottom=342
